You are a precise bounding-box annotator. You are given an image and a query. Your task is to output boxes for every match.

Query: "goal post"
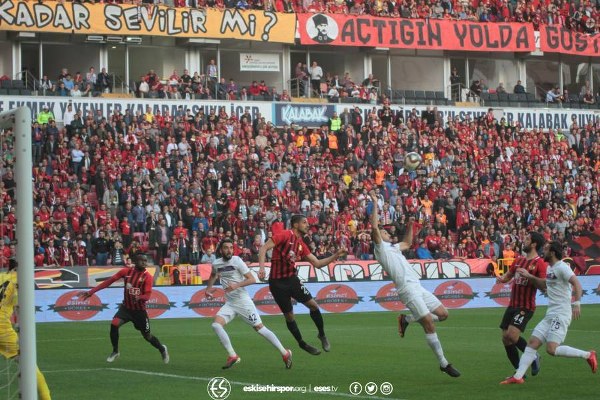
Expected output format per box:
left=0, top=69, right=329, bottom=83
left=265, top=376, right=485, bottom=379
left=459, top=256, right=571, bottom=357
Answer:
left=0, top=107, right=36, bottom=400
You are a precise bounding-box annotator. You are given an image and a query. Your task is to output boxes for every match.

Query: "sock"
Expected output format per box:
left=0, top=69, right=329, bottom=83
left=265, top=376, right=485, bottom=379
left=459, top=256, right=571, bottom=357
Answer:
left=425, top=332, right=448, bottom=368
left=212, top=323, right=236, bottom=357
left=310, top=309, right=325, bottom=337
left=504, top=344, right=520, bottom=369
left=406, top=314, right=439, bottom=323
left=514, top=346, right=537, bottom=379
left=144, top=334, right=165, bottom=352
left=257, top=326, right=287, bottom=355
left=110, top=325, right=119, bottom=353
left=516, top=336, right=528, bottom=352
left=555, top=345, right=591, bottom=359
left=36, top=366, right=52, bottom=400
left=286, top=320, right=304, bottom=345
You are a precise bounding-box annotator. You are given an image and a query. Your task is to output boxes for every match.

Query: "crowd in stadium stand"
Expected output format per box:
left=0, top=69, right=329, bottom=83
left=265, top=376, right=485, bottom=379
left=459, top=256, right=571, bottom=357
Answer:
left=62, top=0, right=600, bottom=34
left=0, top=95, right=598, bottom=271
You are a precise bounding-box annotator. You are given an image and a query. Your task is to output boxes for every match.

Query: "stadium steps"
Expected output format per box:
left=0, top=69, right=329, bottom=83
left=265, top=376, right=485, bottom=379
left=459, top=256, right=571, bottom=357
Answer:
left=455, top=101, right=480, bottom=107
left=291, top=97, right=328, bottom=104
left=100, top=92, right=134, bottom=99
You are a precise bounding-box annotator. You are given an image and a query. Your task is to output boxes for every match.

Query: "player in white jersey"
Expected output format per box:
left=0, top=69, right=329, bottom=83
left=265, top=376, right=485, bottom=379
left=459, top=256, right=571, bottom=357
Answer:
left=501, top=241, right=597, bottom=384
left=369, top=191, right=460, bottom=378
left=206, top=238, right=292, bottom=369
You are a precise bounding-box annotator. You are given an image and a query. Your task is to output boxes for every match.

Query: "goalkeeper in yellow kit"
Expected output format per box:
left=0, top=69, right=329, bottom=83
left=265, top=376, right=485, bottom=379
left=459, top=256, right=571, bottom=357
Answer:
left=0, top=261, right=51, bottom=400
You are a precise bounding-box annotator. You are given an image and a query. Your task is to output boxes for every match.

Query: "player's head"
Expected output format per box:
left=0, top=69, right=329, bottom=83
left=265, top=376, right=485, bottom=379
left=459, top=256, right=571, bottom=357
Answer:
left=527, top=231, right=545, bottom=253
left=133, top=252, right=148, bottom=270
left=376, top=225, right=395, bottom=243
left=544, top=241, right=564, bottom=263
left=291, top=214, right=309, bottom=234
left=220, top=238, right=234, bottom=261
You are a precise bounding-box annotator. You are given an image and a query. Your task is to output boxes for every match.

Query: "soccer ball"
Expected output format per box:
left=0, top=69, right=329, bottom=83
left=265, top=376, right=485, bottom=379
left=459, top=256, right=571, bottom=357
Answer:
left=404, top=152, right=422, bottom=171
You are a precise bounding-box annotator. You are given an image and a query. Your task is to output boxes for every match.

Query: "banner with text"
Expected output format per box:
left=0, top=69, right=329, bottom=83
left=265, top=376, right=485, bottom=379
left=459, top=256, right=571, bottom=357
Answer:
left=298, top=13, right=535, bottom=52
left=2, top=96, right=598, bottom=131
left=334, top=103, right=600, bottom=131
left=0, top=96, right=273, bottom=125
left=239, top=53, right=281, bottom=72
left=539, top=26, right=600, bottom=56
left=34, top=276, right=600, bottom=322
left=0, top=1, right=295, bottom=42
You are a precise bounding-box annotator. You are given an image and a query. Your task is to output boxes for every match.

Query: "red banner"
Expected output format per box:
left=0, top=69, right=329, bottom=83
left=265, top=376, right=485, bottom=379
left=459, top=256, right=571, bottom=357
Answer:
left=539, top=26, right=600, bottom=56
left=298, top=14, right=534, bottom=52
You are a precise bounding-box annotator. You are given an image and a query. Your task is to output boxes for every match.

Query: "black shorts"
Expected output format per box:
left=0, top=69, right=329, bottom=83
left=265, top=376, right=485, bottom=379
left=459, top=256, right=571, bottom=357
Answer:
left=499, top=307, right=534, bottom=332
left=114, top=305, right=151, bottom=335
left=269, top=276, right=313, bottom=314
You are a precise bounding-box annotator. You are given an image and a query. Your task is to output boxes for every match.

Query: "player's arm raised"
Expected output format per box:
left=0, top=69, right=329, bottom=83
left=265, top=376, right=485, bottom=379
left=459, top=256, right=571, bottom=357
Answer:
left=369, top=191, right=382, bottom=245
left=258, top=239, right=276, bottom=280
left=569, top=274, right=583, bottom=320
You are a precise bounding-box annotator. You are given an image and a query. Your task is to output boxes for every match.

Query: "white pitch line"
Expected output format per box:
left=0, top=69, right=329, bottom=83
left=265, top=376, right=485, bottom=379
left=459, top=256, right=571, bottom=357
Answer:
left=106, top=368, right=402, bottom=400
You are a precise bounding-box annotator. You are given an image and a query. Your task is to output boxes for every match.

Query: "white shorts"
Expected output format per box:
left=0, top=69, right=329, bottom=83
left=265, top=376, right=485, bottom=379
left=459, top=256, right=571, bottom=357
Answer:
left=402, top=286, right=443, bottom=321
left=531, top=314, right=571, bottom=345
left=216, top=296, right=263, bottom=327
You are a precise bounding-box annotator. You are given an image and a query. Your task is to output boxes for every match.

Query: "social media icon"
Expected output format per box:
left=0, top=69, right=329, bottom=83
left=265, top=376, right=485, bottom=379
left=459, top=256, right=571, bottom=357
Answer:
left=380, top=382, right=394, bottom=395
left=365, top=381, right=378, bottom=395
left=207, top=377, right=231, bottom=400
left=349, top=382, right=362, bottom=395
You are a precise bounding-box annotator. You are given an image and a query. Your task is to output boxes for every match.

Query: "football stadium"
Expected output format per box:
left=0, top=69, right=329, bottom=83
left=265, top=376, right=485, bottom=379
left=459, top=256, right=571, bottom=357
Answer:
left=0, top=1, right=599, bottom=399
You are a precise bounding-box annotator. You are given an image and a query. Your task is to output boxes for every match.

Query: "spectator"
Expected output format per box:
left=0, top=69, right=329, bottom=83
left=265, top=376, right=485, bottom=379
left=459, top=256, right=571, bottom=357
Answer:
left=86, top=67, right=97, bottom=87
left=513, top=80, right=525, bottom=94
left=97, top=67, right=111, bottom=93
left=309, top=61, right=323, bottom=96
left=495, top=82, right=506, bottom=94
left=583, top=90, right=595, bottom=105
left=416, top=240, right=434, bottom=259
left=37, top=105, right=55, bottom=125
left=546, top=86, right=563, bottom=103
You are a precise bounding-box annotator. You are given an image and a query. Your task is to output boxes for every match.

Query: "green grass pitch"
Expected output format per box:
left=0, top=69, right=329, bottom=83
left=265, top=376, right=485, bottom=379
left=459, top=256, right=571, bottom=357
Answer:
left=27, top=306, right=600, bottom=399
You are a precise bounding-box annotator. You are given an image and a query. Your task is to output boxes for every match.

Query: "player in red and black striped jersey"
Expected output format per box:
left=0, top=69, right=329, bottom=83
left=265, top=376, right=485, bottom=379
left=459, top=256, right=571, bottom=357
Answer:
left=258, top=214, right=347, bottom=356
left=497, top=232, right=547, bottom=375
left=79, top=253, right=169, bottom=364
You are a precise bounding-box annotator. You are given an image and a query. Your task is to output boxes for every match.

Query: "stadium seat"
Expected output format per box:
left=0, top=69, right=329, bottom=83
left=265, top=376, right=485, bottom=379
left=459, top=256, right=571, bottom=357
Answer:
left=8, top=89, right=19, bottom=96
left=11, top=80, right=24, bottom=89
left=425, top=91, right=436, bottom=101
left=20, top=89, right=32, bottom=96
left=480, top=93, right=490, bottom=102
left=0, top=89, right=7, bottom=95
left=404, top=90, right=415, bottom=101
left=0, top=80, right=11, bottom=89
left=497, top=92, right=508, bottom=101
left=488, top=93, right=498, bottom=101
